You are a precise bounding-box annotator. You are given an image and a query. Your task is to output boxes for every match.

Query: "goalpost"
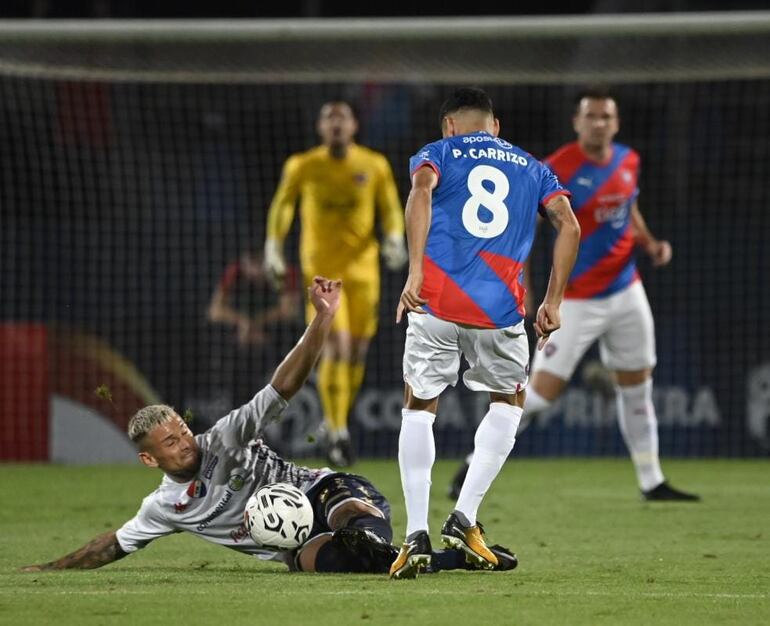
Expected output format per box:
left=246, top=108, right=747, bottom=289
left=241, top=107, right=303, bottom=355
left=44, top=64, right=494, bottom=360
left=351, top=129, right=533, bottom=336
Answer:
left=1, top=13, right=768, bottom=460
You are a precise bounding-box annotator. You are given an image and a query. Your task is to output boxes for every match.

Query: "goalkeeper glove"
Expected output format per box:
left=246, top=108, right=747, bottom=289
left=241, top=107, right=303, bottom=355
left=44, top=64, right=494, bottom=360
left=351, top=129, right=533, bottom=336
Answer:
left=264, top=238, right=286, bottom=290
left=381, top=233, right=408, bottom=271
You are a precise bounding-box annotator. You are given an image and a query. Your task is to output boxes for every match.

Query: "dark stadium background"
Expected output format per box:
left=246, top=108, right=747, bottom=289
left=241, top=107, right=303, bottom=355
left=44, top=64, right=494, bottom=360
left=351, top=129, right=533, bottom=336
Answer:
left=1, top=1, right=768, bottom=462
left=1, top=0, right=769, bottom=18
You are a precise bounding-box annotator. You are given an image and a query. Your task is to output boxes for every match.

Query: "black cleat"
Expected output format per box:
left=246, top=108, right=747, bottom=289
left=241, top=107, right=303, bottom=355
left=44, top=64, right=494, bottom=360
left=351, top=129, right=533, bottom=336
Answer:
left=488, top=544, right=518, bottom=571
left=441, top=513, right=498, bottom=569
left=327, top=437, right=355, bottom=468
left=331, top=527, right=398, bottom=574
left=390, top=531, right=432, bottom=580
left=642, top=481, right=701, bottom=502
left=448, top=460, right=470, bottom=500
left=458, top=544, right=518, bottom=571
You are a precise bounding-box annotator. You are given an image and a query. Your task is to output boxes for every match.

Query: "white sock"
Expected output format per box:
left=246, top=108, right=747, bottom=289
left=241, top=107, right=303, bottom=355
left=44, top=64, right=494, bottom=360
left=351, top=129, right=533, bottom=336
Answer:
left=616, top=379, right=665, bottom=492
left=518, top=387, right=551, bottom=435
left=455, top=403, right=522, bottom=526
left=329, top=427, right=349, bottom=443
left=398, top=409, right=436, bottom=537
left=462, top=389, right=549, bottom=470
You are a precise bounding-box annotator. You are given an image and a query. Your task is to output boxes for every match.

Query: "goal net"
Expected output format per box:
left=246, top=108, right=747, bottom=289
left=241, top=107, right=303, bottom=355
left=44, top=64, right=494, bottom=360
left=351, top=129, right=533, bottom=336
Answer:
left=1, top=14, right=768, bottom=461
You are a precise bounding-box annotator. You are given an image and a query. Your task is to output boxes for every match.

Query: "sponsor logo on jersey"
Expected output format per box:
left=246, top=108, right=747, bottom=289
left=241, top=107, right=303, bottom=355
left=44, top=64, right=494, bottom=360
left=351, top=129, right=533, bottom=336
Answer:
left=230, top=523, right=250, bottom=543
left=187, top=479, right=207, bottom=498
left=353, top=172, right=368, bottom=185
left=174, top=502, right=189, bottom=513
left=594, top=197, right=631, bottom=228
left=202, top=455, right=219, bottom=479
left=461, top=135, right=513, bottom=149
left=576, top=177, right=593, bottom=187
left=196, top=490, right=233, bottom=531
left=228, top=471, right=246, bottom=491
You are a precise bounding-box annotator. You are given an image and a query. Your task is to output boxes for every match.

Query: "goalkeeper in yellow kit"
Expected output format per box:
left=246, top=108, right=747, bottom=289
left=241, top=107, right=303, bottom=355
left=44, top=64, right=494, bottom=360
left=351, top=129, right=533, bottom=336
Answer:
left=264, top=101, right=407, bottom=467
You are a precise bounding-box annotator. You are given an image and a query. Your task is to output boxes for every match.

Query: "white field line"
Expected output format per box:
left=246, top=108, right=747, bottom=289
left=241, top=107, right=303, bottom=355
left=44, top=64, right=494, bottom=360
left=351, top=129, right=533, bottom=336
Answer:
left=0, top=588, right=767, bottom=600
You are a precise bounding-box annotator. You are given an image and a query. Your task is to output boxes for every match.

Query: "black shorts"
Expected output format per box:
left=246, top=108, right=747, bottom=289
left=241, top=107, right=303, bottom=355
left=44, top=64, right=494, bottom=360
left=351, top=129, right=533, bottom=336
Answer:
left=305, top=472, right=391, bottom=541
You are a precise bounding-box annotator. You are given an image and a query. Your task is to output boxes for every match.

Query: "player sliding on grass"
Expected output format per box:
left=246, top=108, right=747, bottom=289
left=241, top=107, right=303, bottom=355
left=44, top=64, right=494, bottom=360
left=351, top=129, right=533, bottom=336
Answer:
left=20, top=278, right=515, bottom=575
left=448, top=86, right=700, bottom=503
left=390, top=87, right=580, bottom=579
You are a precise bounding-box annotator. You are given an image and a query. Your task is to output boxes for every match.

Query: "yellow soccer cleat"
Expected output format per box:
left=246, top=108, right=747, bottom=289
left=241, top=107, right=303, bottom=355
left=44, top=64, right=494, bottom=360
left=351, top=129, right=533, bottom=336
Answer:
left=440, top=513, right=498, bottom=569
left=389, top=531, right=432, bottom=580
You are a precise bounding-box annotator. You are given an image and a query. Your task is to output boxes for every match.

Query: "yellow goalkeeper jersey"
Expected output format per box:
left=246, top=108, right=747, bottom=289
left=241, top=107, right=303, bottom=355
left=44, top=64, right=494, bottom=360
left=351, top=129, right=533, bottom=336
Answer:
left=266, top=144, right=404, bottom=282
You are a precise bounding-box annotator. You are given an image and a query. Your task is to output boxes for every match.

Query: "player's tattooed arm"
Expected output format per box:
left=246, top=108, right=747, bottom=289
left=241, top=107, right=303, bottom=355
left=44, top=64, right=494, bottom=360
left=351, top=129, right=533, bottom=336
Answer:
left=536, top=194, right=580, bottom=348
left=396, top=166, right=437, bottom=323
left=543, top=195, right=570, bottom=229
left=543, top=194, right=580, bottom=296
left=20, top=531, right=127, bottom=571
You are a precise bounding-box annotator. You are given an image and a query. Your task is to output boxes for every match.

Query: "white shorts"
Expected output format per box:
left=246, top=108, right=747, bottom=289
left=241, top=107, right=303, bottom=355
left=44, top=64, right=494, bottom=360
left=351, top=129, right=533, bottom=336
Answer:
left=403, top=312, right=530, bottom=399
left=532, top=280, right=657, bottom=380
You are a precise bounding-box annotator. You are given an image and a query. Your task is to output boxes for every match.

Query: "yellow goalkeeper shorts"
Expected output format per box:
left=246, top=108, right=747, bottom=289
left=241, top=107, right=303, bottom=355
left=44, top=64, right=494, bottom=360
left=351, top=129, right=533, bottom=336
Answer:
left=304, top=274, right=380, bottom=339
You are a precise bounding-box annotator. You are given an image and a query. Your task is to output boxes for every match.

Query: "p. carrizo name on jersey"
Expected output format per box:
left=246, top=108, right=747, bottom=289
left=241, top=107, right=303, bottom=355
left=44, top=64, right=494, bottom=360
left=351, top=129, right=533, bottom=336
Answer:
left=452, top=146, right=528, bottom=166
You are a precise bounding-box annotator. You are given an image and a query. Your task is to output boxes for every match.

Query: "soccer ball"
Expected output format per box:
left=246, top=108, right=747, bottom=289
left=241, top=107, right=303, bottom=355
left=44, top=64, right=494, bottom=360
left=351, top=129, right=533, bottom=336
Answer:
left=244, top=483, right=314, bottom=550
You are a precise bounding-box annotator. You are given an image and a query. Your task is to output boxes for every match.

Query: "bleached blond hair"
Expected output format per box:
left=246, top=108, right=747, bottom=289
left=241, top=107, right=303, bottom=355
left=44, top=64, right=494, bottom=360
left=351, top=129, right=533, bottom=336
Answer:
left=127, top=404, right=178, bottom=444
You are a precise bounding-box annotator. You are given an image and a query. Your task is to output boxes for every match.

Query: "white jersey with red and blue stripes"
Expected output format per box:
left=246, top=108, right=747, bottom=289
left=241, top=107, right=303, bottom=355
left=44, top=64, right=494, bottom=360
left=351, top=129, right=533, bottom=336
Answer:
left=409, top=131, right=569, bottom=328
left=545, top=141, right=641, bottom=299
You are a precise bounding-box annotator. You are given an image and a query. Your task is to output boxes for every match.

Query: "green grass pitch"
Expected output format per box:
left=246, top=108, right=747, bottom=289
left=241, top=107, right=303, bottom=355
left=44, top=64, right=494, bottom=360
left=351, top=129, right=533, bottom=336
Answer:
left=1, top=459, right=768, bottom=625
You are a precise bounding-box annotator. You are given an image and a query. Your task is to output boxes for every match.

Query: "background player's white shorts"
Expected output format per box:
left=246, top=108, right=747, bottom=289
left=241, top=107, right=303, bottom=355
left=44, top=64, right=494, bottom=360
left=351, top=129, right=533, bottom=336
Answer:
left=532, top=280, right=657, bottom=380
left=403, top=312, right=529, bottom=399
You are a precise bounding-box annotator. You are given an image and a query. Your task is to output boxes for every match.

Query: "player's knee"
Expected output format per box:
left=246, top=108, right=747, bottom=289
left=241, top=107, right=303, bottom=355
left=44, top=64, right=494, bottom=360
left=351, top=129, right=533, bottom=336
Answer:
left=615, top=368, right=651, bottom=386
left=296, top=533, right=333, bottom=572
left=489, top=390, right=526, bottom=408
left=328, top=500, right=384, bottom=530
left=403, top=384, right=439, bottom=413
left=531, top=371, right=567, bottom=402
left=312, top=540, right=361, bottom=573
left=524, top=387, right=552, bottom=415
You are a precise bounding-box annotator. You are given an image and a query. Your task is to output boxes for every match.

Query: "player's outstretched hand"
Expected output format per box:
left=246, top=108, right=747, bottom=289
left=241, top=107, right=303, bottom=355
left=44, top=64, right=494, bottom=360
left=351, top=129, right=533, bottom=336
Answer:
left=396, top=272, right=428, bottom=323
left=309, top=276, right=342, bottom=317
left=534, top=302, right=561, bottom=350
left=647, top=239, right=672, bottom=267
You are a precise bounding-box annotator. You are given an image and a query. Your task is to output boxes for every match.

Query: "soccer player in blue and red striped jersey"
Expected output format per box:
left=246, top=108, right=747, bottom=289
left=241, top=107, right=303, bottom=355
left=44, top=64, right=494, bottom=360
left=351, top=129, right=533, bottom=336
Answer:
left=449, top=87, right=700, bottom=504
left=534, top=88, right=699, bottom=501
left=389, top=88, right=580, bottom=579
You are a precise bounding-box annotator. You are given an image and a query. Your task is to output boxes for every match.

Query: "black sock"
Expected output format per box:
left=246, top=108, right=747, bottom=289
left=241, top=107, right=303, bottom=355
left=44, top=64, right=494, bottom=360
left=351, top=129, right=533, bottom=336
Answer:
left=346, top=514, right=393, bottom=544
left=314, top=541, right=363, bottom=573
left=430, top=549, right=467, bottom=572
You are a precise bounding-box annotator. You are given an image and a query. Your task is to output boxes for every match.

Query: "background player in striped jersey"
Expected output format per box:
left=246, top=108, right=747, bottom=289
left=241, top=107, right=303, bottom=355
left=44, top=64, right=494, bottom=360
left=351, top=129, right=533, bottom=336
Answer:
left=449, top=87, right=699, bottom=502
left=21, top=278, right=515, bottom=575
left=264, top=101, right=408, bottom=468
left=390, top=88, right=580, bottom=579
